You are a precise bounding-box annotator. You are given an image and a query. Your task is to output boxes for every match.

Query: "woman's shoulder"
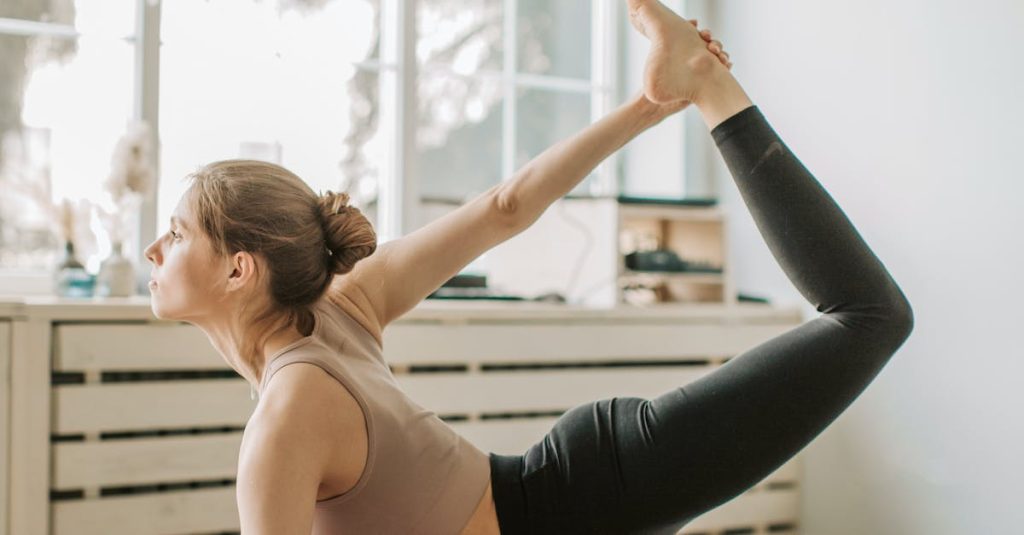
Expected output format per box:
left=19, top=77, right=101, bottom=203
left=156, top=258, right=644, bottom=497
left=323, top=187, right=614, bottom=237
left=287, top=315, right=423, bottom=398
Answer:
left=245, top=361, right=370, bottom=498
left=252, top=360, right=367, bottom=452
left=322, top=277, right=385, bottom=348
left=259, top=361, right=362, bottom=422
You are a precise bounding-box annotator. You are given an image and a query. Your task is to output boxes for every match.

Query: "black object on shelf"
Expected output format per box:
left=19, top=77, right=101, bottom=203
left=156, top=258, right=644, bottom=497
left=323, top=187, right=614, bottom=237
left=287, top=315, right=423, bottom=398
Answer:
left=439, top=273, right=488, bottom=288
left=624, top=250, right=723, bottom=274
left=427, top=273, right=526, bottom=300
left=737, top=292, right=771, bottom=304
left=428, top=288, right=526, bottom=300
left=617, top=195, right=718, bottom=207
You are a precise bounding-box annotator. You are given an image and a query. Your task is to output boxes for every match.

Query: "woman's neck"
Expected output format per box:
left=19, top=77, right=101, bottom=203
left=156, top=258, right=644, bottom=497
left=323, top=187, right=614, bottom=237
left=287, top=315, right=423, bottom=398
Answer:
left=196, top=313, right=305, bottom=390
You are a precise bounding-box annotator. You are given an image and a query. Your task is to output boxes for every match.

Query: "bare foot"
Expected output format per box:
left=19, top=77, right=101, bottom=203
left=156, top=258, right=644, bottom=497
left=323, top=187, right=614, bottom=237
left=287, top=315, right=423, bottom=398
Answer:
left=628, top=0, right=727, bottom=104
left=628, top=0, right=753, bottom=129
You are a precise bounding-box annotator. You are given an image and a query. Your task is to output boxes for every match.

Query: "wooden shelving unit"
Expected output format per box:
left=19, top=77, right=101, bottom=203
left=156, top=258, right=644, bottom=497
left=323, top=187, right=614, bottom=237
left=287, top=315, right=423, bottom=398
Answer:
left=616, top=203, right=733, bottom=306
left=486, top=197, right=736, bottom=308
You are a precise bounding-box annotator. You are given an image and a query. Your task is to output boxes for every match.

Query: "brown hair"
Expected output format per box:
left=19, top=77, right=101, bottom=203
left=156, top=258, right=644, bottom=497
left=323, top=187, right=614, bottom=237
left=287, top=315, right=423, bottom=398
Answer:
left=183, top=159, right=377, bottom=380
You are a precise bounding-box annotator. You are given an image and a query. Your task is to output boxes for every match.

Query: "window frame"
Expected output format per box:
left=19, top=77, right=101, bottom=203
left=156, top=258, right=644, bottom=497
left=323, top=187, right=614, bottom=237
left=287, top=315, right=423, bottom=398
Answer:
left=0, top=0, right=662, bottom=292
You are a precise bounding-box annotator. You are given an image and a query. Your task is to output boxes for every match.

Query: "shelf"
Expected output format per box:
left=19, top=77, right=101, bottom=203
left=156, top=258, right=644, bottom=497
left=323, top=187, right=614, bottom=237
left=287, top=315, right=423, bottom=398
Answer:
left=619, top=204, right=724, bottom=222
left=619, top=270, right=725, bottom=285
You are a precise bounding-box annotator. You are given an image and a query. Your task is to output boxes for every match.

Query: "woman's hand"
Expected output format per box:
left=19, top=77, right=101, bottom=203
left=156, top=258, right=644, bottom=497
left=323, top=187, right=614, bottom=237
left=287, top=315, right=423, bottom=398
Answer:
left=690, top=19, right=732, bottom=70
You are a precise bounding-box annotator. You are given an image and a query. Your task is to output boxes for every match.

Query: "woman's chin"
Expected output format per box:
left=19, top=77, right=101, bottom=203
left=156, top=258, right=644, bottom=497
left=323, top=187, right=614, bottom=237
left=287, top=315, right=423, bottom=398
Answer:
left=149, top=299, right=171, bottom=321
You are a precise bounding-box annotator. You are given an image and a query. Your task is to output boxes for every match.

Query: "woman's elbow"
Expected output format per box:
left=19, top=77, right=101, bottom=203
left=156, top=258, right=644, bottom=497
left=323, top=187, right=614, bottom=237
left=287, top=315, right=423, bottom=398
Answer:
left=490, top=180, right=534, bottom=230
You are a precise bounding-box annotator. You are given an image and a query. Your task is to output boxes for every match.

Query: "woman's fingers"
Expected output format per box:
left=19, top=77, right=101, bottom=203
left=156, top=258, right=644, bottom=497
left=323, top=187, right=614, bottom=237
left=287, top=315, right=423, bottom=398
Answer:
left=694, top=24, right=731, bottom=68
left=706, top=40, right=730, bottom=68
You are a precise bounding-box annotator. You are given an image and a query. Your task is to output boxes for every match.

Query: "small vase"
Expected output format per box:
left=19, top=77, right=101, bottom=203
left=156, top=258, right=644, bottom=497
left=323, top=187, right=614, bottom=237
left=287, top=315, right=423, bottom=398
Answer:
left=96, top=241, right=136, bottom=297
left=54, top=241, right=94, bottom=298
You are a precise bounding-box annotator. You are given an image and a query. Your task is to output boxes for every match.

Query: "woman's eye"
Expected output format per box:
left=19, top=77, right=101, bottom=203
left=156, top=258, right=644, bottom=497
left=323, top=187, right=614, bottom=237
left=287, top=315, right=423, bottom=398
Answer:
left=169, top=230, right=181, bottom=240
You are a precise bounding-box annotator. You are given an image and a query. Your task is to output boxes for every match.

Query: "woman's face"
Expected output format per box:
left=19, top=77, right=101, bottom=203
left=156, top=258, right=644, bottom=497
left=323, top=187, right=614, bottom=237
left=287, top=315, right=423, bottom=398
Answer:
left=143, top=197, right=228, bottom=322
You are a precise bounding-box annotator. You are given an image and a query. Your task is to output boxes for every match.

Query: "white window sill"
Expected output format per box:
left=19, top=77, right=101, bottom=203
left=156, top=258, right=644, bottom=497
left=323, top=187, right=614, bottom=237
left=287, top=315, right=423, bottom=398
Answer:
left=0, top=271, right=54, bottom=296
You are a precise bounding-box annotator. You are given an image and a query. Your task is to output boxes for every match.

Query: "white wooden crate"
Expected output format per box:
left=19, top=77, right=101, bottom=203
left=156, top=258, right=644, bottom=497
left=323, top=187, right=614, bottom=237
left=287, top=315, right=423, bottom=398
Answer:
left=37, top=309, right=804, bottom=535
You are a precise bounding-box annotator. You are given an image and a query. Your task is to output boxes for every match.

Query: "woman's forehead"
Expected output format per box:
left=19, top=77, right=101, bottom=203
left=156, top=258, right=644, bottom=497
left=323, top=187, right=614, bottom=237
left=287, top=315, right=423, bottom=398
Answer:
left=171, top=197, right=194, bottom=228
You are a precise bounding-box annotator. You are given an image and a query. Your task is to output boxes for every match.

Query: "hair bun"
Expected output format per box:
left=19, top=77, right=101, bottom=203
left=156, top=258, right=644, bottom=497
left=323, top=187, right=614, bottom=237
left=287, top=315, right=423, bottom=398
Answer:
left=317, top=190, right=377, bottom=275
left=320, top=190, right=351, bottom=216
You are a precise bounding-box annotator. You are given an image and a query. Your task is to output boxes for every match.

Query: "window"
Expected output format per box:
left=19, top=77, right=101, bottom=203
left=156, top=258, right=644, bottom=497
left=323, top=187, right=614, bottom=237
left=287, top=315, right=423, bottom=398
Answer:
left=414, top=0, right=608, bottom=233
left=0, top=0, right=689, bottom=293
left=0, top=1, right=137, bottom=290
left=157, top=0, right=384, bottom=239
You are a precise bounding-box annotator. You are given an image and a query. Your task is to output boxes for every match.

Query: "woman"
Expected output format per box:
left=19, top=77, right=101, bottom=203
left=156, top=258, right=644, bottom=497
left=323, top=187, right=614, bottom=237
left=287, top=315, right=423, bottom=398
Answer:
left=144, top=1, right=913, bottom=533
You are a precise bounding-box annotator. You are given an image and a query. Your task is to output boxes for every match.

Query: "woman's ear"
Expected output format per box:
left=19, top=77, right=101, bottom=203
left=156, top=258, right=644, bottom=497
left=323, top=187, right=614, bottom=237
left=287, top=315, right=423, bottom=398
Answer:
left=225, top=250, right=260, bottom=293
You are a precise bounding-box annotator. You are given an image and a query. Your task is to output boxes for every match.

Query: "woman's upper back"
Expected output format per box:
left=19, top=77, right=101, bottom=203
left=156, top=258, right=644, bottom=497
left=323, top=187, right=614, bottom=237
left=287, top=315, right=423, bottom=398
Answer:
left=254, top=297, right=491, bottom=534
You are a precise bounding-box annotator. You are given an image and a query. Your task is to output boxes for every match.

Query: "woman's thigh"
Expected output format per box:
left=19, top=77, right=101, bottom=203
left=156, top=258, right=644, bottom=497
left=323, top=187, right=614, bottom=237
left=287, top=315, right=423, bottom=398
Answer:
left=510, top=396, right=697, bottom=534
left=500, top=316, right=879, bottom=534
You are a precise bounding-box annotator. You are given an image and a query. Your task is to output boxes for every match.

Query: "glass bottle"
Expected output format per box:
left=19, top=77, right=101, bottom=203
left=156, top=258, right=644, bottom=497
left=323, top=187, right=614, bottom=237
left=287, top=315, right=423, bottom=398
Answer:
left=54, top=241, right=94, bottom=297
left=96, top=241, right=136, bottom=297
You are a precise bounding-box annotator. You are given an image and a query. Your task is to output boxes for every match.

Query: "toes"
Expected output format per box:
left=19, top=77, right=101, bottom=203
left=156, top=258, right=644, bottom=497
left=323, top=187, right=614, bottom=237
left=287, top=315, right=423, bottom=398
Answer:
left=628, top=7, right=649, bottom=37
left=626, top=0, right=647, bottom=12
left=628, top=3, right=660, bottom=38
left=627, top=0, right=649, bottom=34
left=628, top=15, right=647, bottom=37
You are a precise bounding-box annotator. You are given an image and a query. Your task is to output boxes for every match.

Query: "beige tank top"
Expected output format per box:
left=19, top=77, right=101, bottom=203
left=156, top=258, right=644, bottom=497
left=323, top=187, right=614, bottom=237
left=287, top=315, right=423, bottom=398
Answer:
left=257, top=298, right=491, bottom=535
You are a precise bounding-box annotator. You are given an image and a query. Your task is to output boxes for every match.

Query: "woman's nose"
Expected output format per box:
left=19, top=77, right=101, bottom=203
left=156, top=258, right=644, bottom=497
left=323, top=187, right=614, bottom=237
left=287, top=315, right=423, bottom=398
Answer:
left=144, top=240, right=160, bottom=265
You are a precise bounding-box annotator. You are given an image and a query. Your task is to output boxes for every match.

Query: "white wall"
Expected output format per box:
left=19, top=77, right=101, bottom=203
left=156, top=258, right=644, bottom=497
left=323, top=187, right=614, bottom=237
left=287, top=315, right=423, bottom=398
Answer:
left=689, top=1, right=1024, bottom=533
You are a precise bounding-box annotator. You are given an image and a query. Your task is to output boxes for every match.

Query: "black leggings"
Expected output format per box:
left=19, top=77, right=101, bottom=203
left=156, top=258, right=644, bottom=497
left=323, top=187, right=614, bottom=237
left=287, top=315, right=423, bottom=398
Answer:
left=488, top=106, right=915, bottom=535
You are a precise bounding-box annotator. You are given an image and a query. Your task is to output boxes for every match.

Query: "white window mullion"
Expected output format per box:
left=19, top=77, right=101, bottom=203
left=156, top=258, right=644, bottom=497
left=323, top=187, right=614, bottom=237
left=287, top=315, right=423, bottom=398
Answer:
left=592, top=0, right=618, bottom=197
left=379, top=0, right=418, bottom=240
left=133, top=0, right=161, bottom=289
left=398, top=0, right=419, bottom=236
left=500, top=0, right=516, bottom=180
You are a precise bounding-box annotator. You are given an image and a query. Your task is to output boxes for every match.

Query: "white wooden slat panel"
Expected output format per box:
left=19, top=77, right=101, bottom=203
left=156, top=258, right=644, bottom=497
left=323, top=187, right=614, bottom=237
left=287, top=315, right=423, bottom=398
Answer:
left=767, top=456, right=802, bottom=484
left=52, top=434, right=242, bottom=490
left=397, top=367, right=714, bottom=415
left=54, top=323, right=222, bottom=371
left=51, top=487, right=796, bottom=535
left=11, top=319, right=51, bottom=535
left=449, top=417, right=559, bottom=455
left=384, top=323, right=795, bottom=365
left=51, top=424, right=800, bottom=491
left=0, top=321, right=10, bottom=535
left=53, top=380, right=254, bottom=434
left=54, top=366, right=713, bottom=433
left=684, top=487, right=799, bottom=532
left=51, top=487, right=238, bottom=535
